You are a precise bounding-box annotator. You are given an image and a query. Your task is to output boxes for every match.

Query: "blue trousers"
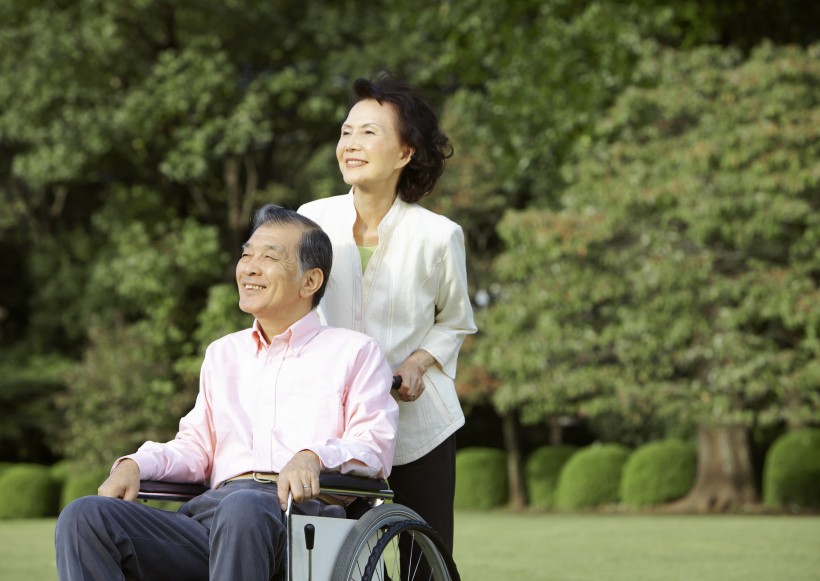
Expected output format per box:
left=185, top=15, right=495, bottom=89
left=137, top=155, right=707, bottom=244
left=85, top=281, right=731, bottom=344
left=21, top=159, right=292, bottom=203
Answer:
left=55, top=480, right=289, bottom=581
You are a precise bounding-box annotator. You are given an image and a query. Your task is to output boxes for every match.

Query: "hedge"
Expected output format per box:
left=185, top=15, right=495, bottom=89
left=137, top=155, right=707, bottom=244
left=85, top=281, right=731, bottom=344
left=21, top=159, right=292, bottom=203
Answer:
left=60, top=467, right=112, bottom=510
left=555, top=443, right=631, bottom=510
left=620, top=439, right=696, bottom=507
left=763, top=428, right=820, bottom=509
left=525, top=445, right=577, bottom=509
left=0, top=463, right=61, bottom=519
left=454, top=447, right=507, bottom=510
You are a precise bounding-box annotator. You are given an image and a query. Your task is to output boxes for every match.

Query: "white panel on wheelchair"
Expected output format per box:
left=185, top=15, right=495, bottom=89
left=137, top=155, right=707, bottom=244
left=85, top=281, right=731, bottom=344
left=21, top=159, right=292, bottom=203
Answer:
left=290, top=514, right=360, bottom=579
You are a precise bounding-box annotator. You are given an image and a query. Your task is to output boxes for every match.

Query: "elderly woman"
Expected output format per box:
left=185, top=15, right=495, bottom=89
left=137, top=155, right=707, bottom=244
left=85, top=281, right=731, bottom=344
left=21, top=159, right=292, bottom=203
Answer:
left=299, top=73, right=476, bottom=560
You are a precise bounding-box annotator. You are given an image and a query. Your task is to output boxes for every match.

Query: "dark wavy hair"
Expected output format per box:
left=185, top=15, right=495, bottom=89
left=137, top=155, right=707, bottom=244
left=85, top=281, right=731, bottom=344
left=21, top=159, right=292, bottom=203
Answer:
left=250, top=204, right=332, bottom=308
left=351, top=73, right=453, bottom=204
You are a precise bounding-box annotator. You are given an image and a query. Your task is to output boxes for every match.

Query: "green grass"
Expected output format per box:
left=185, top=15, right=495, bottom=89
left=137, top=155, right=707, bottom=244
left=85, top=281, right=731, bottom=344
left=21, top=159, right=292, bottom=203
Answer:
left=2, top=512, right=819, bottom=580
left=454, top=511, right=820, bottom=581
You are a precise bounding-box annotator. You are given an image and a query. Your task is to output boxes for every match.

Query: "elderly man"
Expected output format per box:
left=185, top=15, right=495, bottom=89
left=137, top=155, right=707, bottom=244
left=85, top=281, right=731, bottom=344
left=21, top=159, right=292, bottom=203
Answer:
left=55, top=204, right=399, bottom=580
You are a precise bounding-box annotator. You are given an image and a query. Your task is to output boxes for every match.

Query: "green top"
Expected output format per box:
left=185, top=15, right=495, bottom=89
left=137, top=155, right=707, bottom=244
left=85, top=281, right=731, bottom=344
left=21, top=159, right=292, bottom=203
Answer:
left=358, top=245, right=377, bottom=273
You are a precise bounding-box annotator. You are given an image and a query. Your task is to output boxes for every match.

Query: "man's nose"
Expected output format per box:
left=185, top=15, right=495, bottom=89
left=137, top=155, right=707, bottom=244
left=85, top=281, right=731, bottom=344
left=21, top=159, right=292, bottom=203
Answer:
left=241, top=257, right=260, bottom=275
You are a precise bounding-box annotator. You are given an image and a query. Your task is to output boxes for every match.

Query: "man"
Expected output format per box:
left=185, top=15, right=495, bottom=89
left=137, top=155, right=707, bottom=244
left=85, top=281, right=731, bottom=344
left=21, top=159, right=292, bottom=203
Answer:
left=55, top=204, right=399, bottom=580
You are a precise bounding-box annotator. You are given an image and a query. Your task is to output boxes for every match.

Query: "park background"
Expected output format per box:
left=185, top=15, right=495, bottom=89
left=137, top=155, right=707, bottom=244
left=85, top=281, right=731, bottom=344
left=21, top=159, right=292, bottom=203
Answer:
left=0, top=0, right=819, bottom=578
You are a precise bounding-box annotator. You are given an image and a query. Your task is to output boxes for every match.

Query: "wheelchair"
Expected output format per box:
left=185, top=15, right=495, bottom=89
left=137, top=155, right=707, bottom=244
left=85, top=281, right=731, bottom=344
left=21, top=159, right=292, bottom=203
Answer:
left=138, top=473, right=460, bottom=581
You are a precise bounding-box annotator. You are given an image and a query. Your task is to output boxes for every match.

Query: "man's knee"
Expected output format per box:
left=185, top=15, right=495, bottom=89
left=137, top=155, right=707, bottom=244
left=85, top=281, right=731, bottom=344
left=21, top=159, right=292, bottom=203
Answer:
left=57, top=496, right=110, bottom=534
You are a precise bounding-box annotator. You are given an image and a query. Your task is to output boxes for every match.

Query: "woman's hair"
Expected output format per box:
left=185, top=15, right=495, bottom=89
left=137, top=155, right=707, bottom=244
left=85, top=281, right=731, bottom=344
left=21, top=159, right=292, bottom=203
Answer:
left=352, top=72, right=453, bottom=204
left=250, top=204, right=332, bottom=308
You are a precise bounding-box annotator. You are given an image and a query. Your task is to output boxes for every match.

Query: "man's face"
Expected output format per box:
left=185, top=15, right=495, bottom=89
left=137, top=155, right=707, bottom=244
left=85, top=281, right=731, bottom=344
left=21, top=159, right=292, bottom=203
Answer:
left=236, top=223, right=307, bottom=323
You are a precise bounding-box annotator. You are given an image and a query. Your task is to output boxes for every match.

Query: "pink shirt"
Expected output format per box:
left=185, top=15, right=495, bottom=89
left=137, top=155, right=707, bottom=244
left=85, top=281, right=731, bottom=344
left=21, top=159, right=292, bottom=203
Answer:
left=124, top=310, right=399, bottom=488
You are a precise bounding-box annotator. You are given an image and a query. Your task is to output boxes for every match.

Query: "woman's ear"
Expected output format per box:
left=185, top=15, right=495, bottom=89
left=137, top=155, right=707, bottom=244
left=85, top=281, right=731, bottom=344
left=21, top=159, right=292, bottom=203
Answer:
left=300, top=268, right=324, bottom=300
left=397, top=146, right=415, bottom=169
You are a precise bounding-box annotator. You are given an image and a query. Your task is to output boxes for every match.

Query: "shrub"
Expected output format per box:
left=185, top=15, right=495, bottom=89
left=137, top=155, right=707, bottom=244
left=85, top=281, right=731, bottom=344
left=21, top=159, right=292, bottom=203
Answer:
left=455, top=447, right=507, bottom=510
left=0, top=463, right=61, bottom=518
left=60, top=467, right=111, bottom=510
left=525, top=445, right=577, bottom=509
left=555, top=444, right=631, bottom=510
left=50, top=460, right=72, bottom=485
left=763, top=428, right=820, bottom=509
left=620, top=439, right=696, bottom=507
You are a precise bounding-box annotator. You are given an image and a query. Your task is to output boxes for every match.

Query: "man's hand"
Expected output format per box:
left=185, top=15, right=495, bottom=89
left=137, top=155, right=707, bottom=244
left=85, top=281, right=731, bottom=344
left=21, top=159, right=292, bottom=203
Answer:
left=97, top=459, right=141, bottom=501
left=277, top=450, right=321, bottom=510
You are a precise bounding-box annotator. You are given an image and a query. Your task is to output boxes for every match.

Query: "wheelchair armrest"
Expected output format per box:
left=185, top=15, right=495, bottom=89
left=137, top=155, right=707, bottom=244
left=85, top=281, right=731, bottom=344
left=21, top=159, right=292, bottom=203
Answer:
left=137, top=480, right=210, bottom=502
left=318, top=473, right=393, bottom=500
left=137, top=473, right=393, bottom=502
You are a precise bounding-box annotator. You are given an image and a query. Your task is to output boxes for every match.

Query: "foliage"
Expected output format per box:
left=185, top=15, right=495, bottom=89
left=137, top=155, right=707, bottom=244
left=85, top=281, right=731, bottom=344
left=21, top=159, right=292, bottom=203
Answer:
left=454, top=447, right=508, bottom=510
left=0, top=353, right=70, bottom=463
left=474, top=43, right=820, bottom=439
left=59, top=467, right=112, bottom=511
left=620, top=439, right=697, bottom=507
left=524, top=445, right=577, bottom=509
left=0, top=464, right=60, bottom=519
left=762, top=428, right=820, bottom=509
left=555, top=444, right=630, bottom=509
left=0, top=0, right=817, bottom=468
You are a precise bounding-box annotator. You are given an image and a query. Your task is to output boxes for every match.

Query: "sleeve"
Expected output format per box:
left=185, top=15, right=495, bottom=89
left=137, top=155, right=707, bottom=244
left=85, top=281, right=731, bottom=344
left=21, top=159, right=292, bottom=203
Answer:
left=417, top=225, right=478, bottom=378
left=116, top=355, right=216, bottom=484
left=309, top=338, right=399, bottom=478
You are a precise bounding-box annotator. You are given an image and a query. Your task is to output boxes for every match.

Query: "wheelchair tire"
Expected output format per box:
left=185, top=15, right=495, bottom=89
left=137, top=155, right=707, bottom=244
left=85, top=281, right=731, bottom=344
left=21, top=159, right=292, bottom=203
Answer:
left=361, top=520, right=460, bottom=581
left=332, top=504, right=460, bottom=581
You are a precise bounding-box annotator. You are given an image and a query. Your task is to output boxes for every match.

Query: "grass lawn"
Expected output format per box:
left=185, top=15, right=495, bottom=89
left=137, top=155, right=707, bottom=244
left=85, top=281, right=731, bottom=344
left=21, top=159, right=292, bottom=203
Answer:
left=1, top=512, right=818, bottom=580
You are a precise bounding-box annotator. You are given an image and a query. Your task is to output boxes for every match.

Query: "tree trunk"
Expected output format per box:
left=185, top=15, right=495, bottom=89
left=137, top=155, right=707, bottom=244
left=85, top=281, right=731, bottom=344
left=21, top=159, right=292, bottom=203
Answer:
left=671, top=425, right=759, bottom=512
left=501, top=411, right=527, bottom=510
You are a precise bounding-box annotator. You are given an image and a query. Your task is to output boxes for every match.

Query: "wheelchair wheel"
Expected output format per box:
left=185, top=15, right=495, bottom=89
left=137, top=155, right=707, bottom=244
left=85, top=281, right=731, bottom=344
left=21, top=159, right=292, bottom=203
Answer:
left=332, top=504, right=459, bottom=581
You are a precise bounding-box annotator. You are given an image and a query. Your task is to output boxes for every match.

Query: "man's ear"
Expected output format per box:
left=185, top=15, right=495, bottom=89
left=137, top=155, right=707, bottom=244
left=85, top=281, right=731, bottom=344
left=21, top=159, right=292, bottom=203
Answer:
left=300, top=268, right=324, bottom=299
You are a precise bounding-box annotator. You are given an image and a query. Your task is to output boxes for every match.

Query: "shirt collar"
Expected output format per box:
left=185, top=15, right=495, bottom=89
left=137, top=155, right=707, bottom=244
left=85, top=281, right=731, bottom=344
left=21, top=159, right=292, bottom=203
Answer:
left=251, top=310, right=322, bottom=355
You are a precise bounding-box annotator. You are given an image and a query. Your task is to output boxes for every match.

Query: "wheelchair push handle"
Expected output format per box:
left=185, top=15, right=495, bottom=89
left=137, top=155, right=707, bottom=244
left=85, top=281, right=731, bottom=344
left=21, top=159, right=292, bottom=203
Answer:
left=391, top=375, right=402, bottom=390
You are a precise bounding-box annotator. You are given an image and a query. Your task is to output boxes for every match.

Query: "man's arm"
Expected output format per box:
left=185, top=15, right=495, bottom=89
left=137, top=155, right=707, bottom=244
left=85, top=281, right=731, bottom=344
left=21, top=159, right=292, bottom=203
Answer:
left=304, top=336, right=399, bottom=479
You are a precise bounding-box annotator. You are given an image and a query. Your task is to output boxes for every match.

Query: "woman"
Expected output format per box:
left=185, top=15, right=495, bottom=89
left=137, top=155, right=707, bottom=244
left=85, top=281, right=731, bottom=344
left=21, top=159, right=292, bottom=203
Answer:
left=299, top=73, right=476, bottom=556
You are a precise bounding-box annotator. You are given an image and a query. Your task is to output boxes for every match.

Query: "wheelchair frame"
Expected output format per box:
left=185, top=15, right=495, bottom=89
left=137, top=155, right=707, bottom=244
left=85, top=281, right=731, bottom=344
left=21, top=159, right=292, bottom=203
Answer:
left=138, top=473, right=459, bottom=581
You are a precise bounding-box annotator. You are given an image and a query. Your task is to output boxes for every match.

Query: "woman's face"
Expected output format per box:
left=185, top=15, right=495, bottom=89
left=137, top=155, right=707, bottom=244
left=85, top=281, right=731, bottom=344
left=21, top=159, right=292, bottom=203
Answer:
left=336, top=98, right=413, bottom=195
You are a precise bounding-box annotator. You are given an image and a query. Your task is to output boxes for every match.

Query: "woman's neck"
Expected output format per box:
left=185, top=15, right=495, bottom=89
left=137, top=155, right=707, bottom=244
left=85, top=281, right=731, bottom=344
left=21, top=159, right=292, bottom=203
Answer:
left=352, top=186, right=397, bottom=246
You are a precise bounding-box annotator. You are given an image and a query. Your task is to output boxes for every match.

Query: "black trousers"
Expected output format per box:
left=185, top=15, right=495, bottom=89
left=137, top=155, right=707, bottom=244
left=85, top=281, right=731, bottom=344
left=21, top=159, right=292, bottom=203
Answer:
left=388, top=433, right=457, bottom=553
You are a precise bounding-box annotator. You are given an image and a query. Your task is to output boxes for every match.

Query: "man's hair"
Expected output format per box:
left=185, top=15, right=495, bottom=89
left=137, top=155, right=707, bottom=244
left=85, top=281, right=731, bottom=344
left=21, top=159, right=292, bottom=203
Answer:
left=250, top=204, right=332, bottom=308
left=351, top=72, right=453, bottom=204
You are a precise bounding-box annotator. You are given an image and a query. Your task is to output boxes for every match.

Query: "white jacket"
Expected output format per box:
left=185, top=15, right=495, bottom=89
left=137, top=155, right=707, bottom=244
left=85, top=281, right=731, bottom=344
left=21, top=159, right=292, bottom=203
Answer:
left=299, top=192, right=477, bottom=464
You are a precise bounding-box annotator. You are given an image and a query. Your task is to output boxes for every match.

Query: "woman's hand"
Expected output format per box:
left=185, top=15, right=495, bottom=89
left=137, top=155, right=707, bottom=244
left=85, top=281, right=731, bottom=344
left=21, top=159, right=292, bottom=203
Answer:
left=393, top=349, right=436, bottom=402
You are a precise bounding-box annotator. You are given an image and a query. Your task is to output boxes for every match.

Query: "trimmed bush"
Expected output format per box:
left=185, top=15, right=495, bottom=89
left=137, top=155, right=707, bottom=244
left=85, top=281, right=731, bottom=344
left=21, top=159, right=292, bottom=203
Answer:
left=555, top=443, right=631, bottom=510
left=525, top=445, right=577, bottom=509
left=763, top=428, right=820, bottom=509
left=0, top=463, right=61, bottom=519
left=50, top=460, right=72, bottom=485
left=60, top=467, right=111, bottom=510
left=455, top=447, right=507, bottom=510
left=620, top=439, right=696, bottom=507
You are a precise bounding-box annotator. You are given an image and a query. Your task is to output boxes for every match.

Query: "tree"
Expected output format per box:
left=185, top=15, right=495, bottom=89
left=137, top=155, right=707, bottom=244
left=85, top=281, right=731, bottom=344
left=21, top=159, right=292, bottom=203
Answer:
left=0, top=0, right=374, bottom=465
left=473, top=42, right=820, bottom=511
